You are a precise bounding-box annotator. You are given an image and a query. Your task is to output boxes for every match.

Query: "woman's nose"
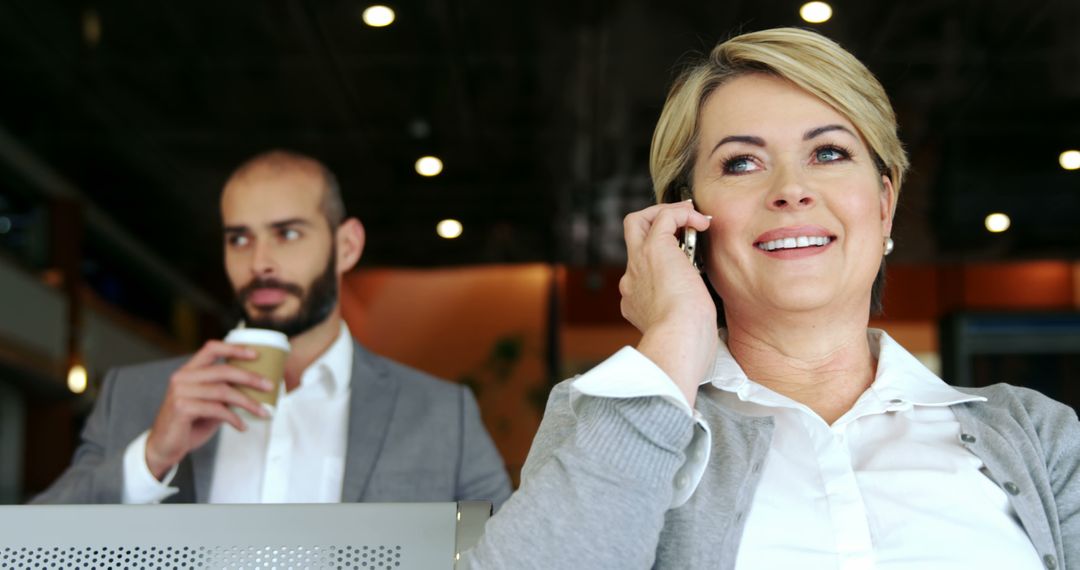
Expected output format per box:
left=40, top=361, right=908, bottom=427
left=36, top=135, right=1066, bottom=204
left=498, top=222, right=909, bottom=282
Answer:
left=771, top=194, right=815, bottom=209
left=767, top=167, right=817, bottom=210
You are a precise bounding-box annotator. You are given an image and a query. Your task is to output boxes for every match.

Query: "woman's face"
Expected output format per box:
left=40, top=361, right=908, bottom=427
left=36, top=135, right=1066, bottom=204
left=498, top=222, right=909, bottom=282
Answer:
left=691, top=73, right=895, bottom=324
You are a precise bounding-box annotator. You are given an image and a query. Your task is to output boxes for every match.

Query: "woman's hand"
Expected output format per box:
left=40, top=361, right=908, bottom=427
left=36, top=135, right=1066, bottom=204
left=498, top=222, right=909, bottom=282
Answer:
left=620, top=200, right=718, bottom=408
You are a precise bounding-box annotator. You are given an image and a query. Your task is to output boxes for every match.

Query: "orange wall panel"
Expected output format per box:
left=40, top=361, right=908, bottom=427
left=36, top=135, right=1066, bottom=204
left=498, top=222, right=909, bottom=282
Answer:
left=961, top=261, right=1074, bottom=309
left=340, top=264, right=553, bottom=482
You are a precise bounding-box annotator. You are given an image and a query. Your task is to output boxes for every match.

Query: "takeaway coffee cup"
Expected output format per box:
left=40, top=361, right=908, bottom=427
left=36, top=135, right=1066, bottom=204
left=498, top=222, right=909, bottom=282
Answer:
left=223, top=328, right=290, bottom=417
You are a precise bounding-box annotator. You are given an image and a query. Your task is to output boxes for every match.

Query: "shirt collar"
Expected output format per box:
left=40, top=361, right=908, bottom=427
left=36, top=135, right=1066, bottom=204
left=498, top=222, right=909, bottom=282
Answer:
left=865, top=328, right=983, bottom=407
left=300, top=321, right=353, bottom=397
left=701, top=328, right=984, bottom=408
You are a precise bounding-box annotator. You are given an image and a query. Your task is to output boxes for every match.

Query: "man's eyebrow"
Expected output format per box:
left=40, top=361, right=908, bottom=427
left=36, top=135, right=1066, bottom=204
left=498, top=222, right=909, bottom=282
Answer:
left=804, top=124, right=856, bottom=140
left=709, top=135, right=766, bottom=157
left=268, top=218, right=312, bottom=230
left=223, top=218, right=313, bottom=234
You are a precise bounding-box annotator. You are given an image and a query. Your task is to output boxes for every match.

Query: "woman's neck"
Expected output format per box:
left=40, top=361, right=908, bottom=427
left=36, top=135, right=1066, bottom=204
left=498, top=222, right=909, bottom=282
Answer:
left=724, top=309, right=875, bottom=425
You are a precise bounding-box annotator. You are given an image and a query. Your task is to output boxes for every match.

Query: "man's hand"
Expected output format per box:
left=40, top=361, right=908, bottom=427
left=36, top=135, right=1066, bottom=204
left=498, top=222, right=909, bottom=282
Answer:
left=144, top=341, right=271, bottom=480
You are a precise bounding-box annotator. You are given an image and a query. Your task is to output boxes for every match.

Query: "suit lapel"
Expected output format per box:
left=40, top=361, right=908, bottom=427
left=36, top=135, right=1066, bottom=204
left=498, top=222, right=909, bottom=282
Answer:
left=340, top=340, right=401, bottom=502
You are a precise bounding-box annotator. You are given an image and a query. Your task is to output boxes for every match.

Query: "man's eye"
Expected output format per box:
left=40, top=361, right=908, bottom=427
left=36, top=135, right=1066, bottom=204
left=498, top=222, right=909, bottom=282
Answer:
left=280, top=228, right=301, bottom=241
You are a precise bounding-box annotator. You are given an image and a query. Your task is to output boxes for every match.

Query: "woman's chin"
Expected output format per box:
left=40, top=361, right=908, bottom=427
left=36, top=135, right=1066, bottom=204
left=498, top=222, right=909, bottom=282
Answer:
left=730, top=290, right=848, bottom=322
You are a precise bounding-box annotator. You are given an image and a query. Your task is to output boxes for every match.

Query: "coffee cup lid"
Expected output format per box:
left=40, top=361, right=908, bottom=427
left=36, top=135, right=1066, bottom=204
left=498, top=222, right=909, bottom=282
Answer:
left=224, top=328, right=291, bottom=352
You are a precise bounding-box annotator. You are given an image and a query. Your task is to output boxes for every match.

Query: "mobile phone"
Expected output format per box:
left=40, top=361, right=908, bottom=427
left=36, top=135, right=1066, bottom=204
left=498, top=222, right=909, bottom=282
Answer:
left=680, top=227, right=700, bottom=270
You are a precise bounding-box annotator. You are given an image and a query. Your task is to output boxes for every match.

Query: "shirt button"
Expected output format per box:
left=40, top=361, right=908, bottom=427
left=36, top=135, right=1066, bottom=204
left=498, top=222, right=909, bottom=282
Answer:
left=734, top=511, right=743, bottom=523
left=888, top=398, right=904, bottom=405
left=751, top=462, right=762, bottom=474
left=1003, top=482, right=1021, bottom=495
left=959, top=433, right=976, bottom=444
left=1043, top=554, right=1057, bottom=569
left=675, top=474, right=689, bottom=489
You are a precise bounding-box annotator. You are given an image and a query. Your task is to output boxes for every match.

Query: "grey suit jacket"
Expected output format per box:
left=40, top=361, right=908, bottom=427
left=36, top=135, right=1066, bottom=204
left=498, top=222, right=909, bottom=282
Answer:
left=32, top=339, right=512, bottom=508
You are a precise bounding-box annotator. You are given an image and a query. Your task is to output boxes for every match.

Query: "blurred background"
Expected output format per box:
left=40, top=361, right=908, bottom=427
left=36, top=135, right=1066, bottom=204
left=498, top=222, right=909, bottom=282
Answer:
left=1, top=0, right=1078, bottom=503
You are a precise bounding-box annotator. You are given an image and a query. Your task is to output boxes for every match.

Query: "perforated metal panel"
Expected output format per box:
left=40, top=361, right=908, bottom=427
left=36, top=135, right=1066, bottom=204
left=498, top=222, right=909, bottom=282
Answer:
left=0, top=502, right=489, bottom=570
left=0, top=544, right=406, bottom=568
left=0, top=544, right=411, bottom=568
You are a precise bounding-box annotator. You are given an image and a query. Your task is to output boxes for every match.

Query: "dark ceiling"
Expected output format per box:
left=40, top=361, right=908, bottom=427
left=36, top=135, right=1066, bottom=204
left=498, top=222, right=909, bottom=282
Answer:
left=1, top=0, right=1078, bottom=309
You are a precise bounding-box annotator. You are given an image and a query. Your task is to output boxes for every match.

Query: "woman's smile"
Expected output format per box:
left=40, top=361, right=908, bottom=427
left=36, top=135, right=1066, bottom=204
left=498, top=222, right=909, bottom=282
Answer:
left=753, top=224, right=836, bottom=258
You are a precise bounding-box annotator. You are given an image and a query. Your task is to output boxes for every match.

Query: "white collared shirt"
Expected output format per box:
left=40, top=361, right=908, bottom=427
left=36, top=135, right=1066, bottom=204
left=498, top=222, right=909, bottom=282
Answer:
left=122, top=322, right=353, bottom=504
left=572, top=329, right=1043, bottom=569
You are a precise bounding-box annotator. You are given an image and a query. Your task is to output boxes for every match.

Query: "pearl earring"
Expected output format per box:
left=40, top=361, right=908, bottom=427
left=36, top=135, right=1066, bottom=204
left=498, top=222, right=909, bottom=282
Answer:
left=884, top=237, right=894, bottom=256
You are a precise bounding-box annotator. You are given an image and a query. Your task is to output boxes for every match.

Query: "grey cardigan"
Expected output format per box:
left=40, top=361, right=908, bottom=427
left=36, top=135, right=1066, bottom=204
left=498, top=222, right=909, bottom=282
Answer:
left=463, top=381, right=1079, bottom=569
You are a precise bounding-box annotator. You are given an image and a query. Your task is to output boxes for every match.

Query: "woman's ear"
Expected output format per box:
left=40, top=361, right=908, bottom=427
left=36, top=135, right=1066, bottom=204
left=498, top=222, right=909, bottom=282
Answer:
left=880, top=175, right=897, bottom=236
left=335, top=218, right=365, bottom=275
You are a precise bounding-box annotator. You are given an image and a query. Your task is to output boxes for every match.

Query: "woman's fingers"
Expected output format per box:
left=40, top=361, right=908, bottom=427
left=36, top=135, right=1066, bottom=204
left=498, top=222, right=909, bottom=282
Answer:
left=625, top=200, right=711, bottom=253
left=643, top=202, right=711, bottom=247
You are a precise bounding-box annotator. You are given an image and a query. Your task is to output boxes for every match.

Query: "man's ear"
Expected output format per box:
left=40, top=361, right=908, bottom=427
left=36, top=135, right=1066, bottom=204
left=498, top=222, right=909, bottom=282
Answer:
left=880, top=175, right=897, bottom=237
left=335, top=218, right=365, bottom=275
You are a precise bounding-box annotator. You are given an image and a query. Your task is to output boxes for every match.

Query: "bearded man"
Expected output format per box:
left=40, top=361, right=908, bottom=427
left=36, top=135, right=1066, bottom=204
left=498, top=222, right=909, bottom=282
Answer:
left=33, top=150, right=512, bottom=508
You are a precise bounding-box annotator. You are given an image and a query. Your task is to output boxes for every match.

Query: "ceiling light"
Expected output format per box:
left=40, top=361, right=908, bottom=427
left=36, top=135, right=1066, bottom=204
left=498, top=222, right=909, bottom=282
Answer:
left=82, top=9, right=101, bottom=47
left=985, top=212, right=1011, bottom=233
left=800, top=2, right=833, bottom=24
left=67, top=363, right=88, bottom=394
left=437, top=219, right=463, bottom=239
left=362, top=5, right=395, bottom=27
left=1059, top=150, right=1080, bottom=170
left=415, top=156, right=443, bottom=177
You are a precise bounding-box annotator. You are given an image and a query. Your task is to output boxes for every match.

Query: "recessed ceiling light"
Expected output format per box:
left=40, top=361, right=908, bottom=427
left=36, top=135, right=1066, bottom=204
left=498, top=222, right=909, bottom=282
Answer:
left=1059, top=149, right=1080, bottom=170
left=415, top=156, right=443, bottom=177
left=82, top=9, right=102, bottom=47
left=437, top=219, right=463, bottom=239
left=800, top=2, right=833, bottom=24
left=362, top=5, right=395, bottom=28
left=985, top=212, right=1011, bottom=233
left=67, top=363, right=88, bottom=394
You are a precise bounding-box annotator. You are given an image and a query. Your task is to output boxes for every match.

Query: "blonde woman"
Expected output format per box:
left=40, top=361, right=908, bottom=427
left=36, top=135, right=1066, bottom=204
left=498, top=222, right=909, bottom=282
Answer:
left=463, top=28, right=1078, bottom=569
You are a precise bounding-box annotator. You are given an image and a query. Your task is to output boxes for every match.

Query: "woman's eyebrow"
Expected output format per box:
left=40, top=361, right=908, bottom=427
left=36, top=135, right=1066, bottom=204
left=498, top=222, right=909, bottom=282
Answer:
left=709, top=135, right=766, bottom=157
left=804, top=124, right=856, bottom=140
left=708, top=125, right=856, bottom=158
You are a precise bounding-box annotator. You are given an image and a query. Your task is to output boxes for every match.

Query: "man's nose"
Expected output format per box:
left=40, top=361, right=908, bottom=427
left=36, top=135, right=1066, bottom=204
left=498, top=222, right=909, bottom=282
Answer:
left=250, top=240, right=278, bottom=276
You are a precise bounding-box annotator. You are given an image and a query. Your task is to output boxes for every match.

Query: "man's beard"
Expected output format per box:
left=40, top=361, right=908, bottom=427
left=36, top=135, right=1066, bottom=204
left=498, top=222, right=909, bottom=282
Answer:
left=234, top=251, right=338, bottom=338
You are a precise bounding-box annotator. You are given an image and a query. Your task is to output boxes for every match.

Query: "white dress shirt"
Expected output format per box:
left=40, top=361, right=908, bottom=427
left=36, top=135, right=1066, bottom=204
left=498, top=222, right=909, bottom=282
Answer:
left=572, top=329, right=1044, bottom=569
left=122, top=322, right=353, bottom=504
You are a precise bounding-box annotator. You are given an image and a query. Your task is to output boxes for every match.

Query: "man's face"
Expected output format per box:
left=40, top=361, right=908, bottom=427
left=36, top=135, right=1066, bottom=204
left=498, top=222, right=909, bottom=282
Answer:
left=221, top=165, right=340, bottom=338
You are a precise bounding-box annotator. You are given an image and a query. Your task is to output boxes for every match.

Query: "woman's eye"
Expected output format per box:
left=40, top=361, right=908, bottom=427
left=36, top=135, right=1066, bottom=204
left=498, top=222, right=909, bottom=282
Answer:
left=814, top=146, right=849, bottom=163
left=723, top=156, right=759, bottom=174
left=227, top=234, right=250, bottom=247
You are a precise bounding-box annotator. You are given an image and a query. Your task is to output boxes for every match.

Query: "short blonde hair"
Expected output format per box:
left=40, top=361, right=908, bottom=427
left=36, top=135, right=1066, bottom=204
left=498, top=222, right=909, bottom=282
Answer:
left=650, top=27, right=909, bottom=203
